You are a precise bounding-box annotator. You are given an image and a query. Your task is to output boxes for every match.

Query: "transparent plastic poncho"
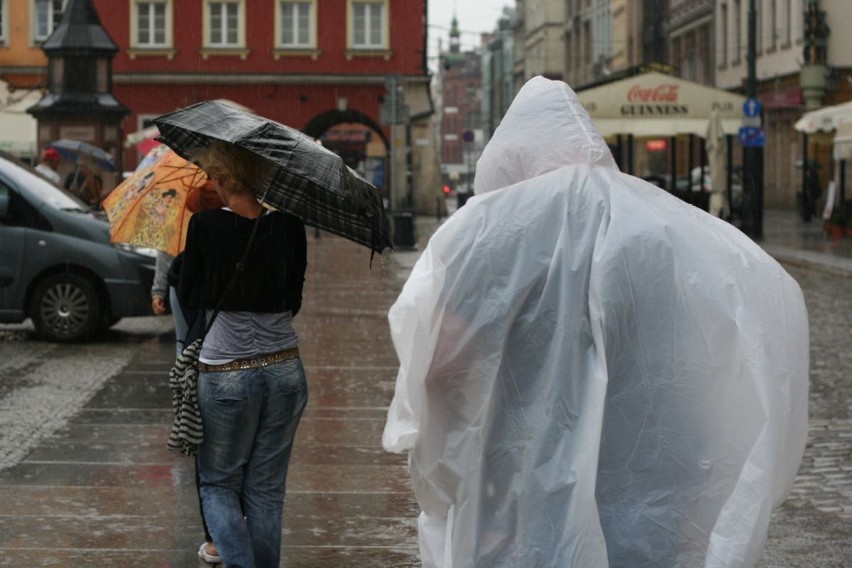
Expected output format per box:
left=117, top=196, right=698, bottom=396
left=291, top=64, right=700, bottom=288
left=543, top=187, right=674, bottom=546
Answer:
left=383, top=77, right=809, bottom=568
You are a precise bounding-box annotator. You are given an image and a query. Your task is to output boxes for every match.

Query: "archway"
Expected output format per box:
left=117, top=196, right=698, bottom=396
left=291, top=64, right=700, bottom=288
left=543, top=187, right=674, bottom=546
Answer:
left=303, top=109, right=388, bottom=148
left=303, top=109, right=389, bottom=201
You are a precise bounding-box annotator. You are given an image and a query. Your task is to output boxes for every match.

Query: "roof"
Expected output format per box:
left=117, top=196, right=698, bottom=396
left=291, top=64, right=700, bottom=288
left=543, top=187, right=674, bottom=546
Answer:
left=794, top=100, right=852, bottom=134
left=42, top=0, right=118, bottom=53
left=575, top=72, right=746, bottom=137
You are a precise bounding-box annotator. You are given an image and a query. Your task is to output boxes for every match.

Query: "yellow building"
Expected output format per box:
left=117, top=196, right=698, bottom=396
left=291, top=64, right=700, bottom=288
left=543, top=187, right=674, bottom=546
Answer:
left=0, top=0, right=62, bottom=88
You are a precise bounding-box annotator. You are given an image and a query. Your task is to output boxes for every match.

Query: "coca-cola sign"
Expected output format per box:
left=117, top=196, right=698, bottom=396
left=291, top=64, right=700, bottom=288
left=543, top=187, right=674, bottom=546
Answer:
left=627, top=84, right=680, bottom=103
left=621, top=83, right=688, bottom=116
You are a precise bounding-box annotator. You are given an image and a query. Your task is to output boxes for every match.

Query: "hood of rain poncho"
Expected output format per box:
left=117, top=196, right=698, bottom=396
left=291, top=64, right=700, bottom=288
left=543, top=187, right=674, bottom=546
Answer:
left=383, top=77, right=809, bottom=568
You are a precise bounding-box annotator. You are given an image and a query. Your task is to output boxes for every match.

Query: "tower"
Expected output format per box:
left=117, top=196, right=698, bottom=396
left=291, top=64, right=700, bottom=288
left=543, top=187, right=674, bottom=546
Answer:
left=27, top=0, right=129, bottom=173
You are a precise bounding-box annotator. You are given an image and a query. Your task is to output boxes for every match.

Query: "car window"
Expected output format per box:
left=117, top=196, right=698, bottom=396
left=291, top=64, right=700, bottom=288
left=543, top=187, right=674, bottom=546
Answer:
left=0, top=181, right=53, bottom=231
left=0, top=156, right=87, bottom=212
left=0, top=184, right=8, bottom=218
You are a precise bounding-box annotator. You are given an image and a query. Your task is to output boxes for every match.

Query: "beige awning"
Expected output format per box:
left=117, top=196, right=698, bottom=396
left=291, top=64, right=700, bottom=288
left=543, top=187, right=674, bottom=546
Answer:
left=576, top=72, right=745, bottom=137
left=832, top=122, right=852, bottom=161
left=794, top=100, right=852, bottom=134
left=0, top=82, right=40, bottom=159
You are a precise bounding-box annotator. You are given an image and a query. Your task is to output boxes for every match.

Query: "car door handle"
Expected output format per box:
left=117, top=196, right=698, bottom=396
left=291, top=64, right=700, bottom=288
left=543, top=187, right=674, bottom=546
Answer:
left=38, top=240, right=47, bottom=246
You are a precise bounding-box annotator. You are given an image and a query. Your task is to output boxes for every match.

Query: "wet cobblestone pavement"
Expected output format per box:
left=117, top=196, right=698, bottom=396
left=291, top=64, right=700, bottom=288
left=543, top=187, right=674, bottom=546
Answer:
left=755, top=260, right=852, bottom=568
left=0, top=208, right=849, bottom=566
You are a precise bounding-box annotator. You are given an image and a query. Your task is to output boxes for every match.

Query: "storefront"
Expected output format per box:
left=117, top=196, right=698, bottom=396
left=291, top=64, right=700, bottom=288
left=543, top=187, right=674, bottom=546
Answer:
left=796, top=101, right=852, bottom=220
left=576, top=72, right=745, bottom=213
left=0, top=81, right=39, bottom=162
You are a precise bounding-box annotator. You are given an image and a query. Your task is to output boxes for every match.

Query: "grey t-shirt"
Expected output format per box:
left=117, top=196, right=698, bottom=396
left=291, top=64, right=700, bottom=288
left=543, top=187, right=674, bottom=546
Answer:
left=200, top=310, right=298, bottom=364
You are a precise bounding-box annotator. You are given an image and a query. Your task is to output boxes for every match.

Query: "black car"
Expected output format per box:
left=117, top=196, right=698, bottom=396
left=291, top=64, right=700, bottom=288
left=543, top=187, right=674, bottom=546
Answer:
left=0, top=151, right=155, bottom=341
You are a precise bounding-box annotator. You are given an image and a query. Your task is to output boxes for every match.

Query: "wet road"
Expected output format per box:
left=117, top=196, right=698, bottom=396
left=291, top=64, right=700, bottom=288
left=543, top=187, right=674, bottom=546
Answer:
left=757, top=262, right=852, bottom=568
left=0, top=231, right=421, bottom=567
left=0, top=213, right=849, bottom=566
left=0, top=318, right=173, bottom=471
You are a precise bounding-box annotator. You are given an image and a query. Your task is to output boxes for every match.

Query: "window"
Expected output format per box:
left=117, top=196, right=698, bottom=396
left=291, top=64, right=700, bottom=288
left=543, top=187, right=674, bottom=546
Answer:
left=780, top=0, right=791, bottom=46
left=733, top=0, right=741, bottom=63
left=720, top=3, right=728, bottom=67
left=0, top=0, right=7, bottom=45
left=755, top=0, right=761, bottom=54
left=350, top=0, right=387, bottom=49
left=132, top=0, right=172, bottom=48
left=33, top=0, right=65, bottom=43
left=767, top=0, right=776, bottom=51
left=205, top=0, right=244, bottom=47
left=278, top=1, right=315, bottom=48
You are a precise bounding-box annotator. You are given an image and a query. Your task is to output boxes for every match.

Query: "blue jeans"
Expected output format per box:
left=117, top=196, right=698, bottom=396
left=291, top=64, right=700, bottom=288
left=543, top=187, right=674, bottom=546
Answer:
left=197, top=358, right=308, bottom=568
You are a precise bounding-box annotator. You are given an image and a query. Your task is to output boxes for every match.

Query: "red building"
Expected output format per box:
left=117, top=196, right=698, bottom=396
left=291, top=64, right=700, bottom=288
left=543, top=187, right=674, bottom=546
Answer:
left=93, top=0, right=436, bottom=205
left=0, top=0, right=441, bottom=211
left=438, top=16, right=483, bottom=195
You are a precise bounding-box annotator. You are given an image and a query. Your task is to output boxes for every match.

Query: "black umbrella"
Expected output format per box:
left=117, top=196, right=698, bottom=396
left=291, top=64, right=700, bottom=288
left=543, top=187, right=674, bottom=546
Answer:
left=47, top=139, right=116, bottom=171
left=153, top=100, right=391, bottom=254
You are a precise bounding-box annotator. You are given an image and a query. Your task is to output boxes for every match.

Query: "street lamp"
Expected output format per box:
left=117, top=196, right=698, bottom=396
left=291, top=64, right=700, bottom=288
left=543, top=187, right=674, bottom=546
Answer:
left=741, top=0, right=765, bottom=239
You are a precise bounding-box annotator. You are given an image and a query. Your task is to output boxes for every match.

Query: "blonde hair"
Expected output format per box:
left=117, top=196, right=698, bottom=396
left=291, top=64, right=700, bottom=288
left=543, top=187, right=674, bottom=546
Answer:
left=191, top=140, right=272, bottom=197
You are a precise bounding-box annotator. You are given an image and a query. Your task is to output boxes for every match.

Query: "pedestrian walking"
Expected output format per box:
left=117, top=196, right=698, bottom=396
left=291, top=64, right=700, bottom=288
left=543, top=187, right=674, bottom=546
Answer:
left=64, top=158, right=103, bottom=209
left=34, top=147, right=61, bottom=184
left=153, top=98, right=388, bottom=565
left=150, top=179, right=226, bottom=564
left=383, top=77, right=810, bottom=568
left=802, top=162, right=822, bottom=222
left=178, top=140, right=308, bottom=568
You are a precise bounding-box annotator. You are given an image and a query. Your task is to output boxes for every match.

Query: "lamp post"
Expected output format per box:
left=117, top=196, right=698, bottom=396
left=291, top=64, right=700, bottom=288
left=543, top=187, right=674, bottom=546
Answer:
left=741, top=0, right=764, bottom=239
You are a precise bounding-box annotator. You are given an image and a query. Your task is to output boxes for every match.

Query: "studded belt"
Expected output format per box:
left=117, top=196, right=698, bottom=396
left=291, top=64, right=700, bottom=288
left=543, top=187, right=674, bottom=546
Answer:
left=197, top=346, right=300, bottom=373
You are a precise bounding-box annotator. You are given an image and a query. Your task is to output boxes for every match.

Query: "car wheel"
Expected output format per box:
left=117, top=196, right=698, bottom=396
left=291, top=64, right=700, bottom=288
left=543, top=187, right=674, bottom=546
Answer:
left=29, top=273, right=102, bottom=342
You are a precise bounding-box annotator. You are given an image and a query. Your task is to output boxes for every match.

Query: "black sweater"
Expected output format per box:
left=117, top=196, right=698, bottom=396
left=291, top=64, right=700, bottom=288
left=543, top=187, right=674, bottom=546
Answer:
left=178, top=208, right=307, bottom=315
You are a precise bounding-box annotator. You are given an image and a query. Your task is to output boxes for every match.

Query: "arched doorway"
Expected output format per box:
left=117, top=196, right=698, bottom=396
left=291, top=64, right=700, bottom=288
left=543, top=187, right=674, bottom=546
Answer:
left=303, top=109, right=389, bottom=204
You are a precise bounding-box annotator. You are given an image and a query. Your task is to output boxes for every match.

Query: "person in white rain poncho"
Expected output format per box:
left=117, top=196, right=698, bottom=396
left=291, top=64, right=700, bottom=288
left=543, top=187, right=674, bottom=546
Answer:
left=382, top=77, right=809, bottom=568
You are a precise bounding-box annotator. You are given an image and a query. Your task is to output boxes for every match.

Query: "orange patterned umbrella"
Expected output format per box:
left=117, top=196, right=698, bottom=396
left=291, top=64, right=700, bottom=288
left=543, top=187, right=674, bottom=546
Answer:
left=102, top=148, right=223, bottom=255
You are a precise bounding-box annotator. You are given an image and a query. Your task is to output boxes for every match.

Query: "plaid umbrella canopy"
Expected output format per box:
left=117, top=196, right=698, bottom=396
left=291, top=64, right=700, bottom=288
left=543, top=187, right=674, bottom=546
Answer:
left=153, top=100, right=391, bottom=254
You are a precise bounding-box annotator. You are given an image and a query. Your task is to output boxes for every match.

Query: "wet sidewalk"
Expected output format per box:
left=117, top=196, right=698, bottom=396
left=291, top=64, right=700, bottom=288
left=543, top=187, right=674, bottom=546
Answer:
left=0, top=206, right=848, bottom=567
left=0, top=226, right=430, bottom=567
left=760, top=208, right=852, bottom=275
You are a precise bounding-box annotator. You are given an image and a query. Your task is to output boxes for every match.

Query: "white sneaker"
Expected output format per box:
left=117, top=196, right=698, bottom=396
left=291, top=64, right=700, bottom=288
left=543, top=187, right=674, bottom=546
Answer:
left=197, top=542, right=222, bottom=564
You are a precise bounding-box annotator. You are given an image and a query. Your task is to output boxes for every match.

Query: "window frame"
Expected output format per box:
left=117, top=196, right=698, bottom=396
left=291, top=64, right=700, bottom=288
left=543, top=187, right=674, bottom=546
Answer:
left=0, top=0, right=8, bottom=46
left=276, top=0, right=316, bottom=49
left=32, top=0, right=66, bottom=44
left=348, top=0, right=389, bottom=51
left=204, top=0, right=246, bottom=49
left=718, top=2, right=728, bottom=69
left=732, top=0, right=742, bottom=65
left=130, top=0, right=173, bottom=49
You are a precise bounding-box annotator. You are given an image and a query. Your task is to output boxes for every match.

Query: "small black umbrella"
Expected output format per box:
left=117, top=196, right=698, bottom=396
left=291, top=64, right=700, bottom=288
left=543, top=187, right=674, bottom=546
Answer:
left=153, top=100, right=391, bottom=254
left=47, top=139, right=116, bottom=171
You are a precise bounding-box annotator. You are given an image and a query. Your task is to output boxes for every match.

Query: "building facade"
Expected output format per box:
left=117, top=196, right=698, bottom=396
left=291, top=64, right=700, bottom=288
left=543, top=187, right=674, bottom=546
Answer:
left=0, top=0, right=441, bottom=213
left=482, top=10, right=515, bottom=140
left=437, top=16, right=483, bottom=194
left=669, top=0, right=714, bottom=85
left=715, top=0, right=852, bottom=209
left=518, top=0, right=564, bottom=83
left=0, top=0, right=59, bottom=89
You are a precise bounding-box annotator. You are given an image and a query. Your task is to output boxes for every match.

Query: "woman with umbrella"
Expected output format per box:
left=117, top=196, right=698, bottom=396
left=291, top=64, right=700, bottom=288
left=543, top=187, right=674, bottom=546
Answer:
left=177, top=140, right=308, bottom=568
left=64, top=157, right=103, bottom=209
